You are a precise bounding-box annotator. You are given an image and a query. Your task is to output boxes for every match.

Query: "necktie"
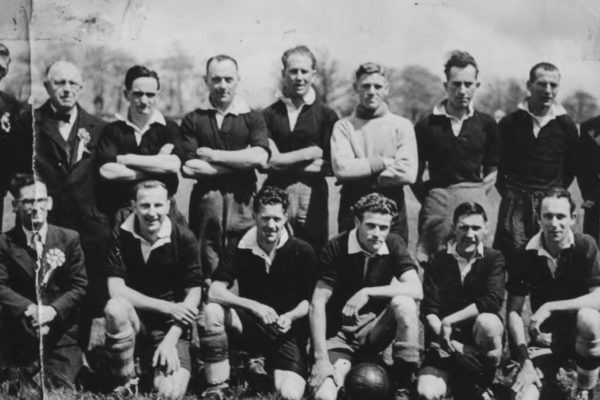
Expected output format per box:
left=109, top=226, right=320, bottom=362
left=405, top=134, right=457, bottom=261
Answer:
left=51, top=111, right=71, bottom=123
left=31, top=232, right=48, bottom=286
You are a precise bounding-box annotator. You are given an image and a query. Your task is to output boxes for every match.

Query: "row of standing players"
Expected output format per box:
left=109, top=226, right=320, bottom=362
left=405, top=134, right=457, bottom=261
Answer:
left=0, top=43, right=599, bottom=399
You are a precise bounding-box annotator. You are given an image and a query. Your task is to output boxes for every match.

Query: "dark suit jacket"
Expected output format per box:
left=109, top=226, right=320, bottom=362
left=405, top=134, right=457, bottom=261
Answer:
left=0, top=225, right=87, bottom=337
left=16, top=102, right=111, bottom=313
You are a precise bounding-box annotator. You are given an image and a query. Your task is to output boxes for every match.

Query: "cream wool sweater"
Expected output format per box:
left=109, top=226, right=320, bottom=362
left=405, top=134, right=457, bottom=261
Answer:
left=330, top=110, right=418, bottom=187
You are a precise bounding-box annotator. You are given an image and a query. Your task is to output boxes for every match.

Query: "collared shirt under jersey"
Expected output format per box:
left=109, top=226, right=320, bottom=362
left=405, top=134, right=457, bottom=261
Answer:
left=507, top=231, right=600, bottom=313
left=120, top=213, right=172, bottom=263
left=198, top=96, right=251, bottom=130
left=432, top=100, right=475, bottom=137
left=278, top=87, right=317, bottom=131
left=525, top=230, right=575, bottom=278
left=212, top=227, right=317, bottom=315
left=446, top=240, right=484, bottom=283
left=347, top=227, right=390, bottom=280
left=116, top=110, right=167, bottom=146
left=237, top=226, right=289, bottom=273
left=517, top=101, right=567, bottom=138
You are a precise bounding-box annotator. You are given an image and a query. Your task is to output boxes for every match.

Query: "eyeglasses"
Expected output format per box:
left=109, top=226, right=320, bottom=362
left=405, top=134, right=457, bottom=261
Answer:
left=130, top=91, right=157, bottom=99
left=17, top=197, right=49, bottom=208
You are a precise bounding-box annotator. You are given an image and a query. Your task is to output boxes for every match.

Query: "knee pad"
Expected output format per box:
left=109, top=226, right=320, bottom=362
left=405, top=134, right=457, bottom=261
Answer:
left=199, top=332, right=229, bottom=363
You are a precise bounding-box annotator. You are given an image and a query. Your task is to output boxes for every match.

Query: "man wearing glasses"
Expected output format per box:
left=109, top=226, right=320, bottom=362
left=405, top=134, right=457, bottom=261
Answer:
left=412, top=51, right=499, bottom=264
left=0, top=174, right=87, bottom=388
left=96, top=65, right=184, bottom=227
left=16, top=60, right=111, bottom=351
left=330, top=62, right=418, bottom=243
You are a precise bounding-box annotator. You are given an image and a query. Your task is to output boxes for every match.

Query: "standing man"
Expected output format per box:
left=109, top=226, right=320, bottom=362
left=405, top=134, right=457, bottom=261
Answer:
left=507, top=188, right=600, bottom=400
left=103, top=180, right=202, bottom=399
left=412, top=51, right=499, bottom=263
left=262, top=45, right=338, bottom=251
left=17, top=60, right=110, bottom=347
left=0, top=174, right=87, bottom=388
left=417, top=202, right=505, bottom=400
left=180, top=54, right=270, bottom=278
left=330, top=63, right=418, bottom=243
left=0, top=43, right=22, bottom=231
left=96, top=65, right=183, bottom=227
left=577, top=114, right=600, bottom=244
left=309, top=193, right=422, bottom=400
left=198, top=186, right=316, bottom=400
left=495, top=62, right=578, bottom=259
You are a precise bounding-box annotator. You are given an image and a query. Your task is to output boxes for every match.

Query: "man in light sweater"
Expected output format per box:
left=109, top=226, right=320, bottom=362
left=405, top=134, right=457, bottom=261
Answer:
left=330, top=62, right=418, bottom=243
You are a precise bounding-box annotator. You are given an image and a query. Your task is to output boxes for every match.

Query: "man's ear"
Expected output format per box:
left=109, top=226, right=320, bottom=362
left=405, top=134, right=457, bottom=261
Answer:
left=46, top=196, right=53, bottom=211
left=354, top=216, right=361, bottom=227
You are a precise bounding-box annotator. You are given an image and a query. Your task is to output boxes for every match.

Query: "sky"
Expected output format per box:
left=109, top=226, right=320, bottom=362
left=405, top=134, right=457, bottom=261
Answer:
left=1, top=0, right=600, bottom=108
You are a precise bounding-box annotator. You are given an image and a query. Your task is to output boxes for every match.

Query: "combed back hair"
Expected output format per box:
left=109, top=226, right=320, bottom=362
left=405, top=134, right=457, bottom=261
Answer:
left=444, top=50, right=478, bottom=78
left=125, top=65, right=160, bottom=90
left=281, top=45, right=317, bottom=70
left=538, top=187, right=576, bottom=215
left=9, top=173, right=38, bottom=198
left=355, top=62, right=386, bottom=80
left=528, top=62, right=560, bottom=83
left=351, top=193, right=398, bottom=220
left=206, top=54, right=239, bottom=74
left=453, top=201, right=488, bottom=225
left=0, top=43, right=10, bottom=59
left=134, top=180, right=168, bottom=199
left=253, top=186, right=289, bottom=213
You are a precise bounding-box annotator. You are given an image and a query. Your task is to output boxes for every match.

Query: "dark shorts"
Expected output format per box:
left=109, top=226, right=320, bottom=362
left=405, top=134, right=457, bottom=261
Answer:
left=232, top=308, right=308, bottom=378
left=420, top=321, right=497, bottom=389
left=136, top=319, right=192, bottom=372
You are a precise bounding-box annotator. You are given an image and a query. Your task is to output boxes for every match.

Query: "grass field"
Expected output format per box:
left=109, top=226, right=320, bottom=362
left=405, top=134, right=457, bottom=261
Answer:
left=0, top=175, right=589, bottom=399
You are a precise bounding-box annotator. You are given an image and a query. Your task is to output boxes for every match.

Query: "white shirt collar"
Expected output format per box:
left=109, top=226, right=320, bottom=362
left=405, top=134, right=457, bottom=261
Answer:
left=526, top=229, right=574, bottom=255
left=199, top=96, right=251, bottom=115
left=518, top=100, right=567, bottom=138
left=278, top=87, right=316, bottom=108
left=22, top=223, right=49, bottom=246
left=238, top=226, right=289, bottom=271
left=432, top=100, right=475, bottom=119
left=50, top=103, right=78, bottom=124
left=120, top=213, right=172, bottom=263
left=347, top=227, right=389, bottom=256
left=446, top=239, right=484, bottom=283
left=116, top=110, right=166, bottom=138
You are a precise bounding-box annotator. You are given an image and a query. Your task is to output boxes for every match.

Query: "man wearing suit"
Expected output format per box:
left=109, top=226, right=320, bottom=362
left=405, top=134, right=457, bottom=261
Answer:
left=0, top=43, right=21, bottom=231
left=0, top=174, right=87, bottom=388
left=17, top=61, right=110, bottom=347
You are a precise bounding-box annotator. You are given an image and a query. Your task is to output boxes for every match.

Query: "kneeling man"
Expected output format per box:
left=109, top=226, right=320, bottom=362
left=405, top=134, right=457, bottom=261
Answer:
left=104, top=180, right=202, bottom=400
left=199, top=186, right=317, bottom=400
left=508, top=188, right=600, bottom=400
left=417, top=202, right=505, bottom=400
left=0, top=174, right=87, bottom=388
left=309, top=193, right=422, bottom=400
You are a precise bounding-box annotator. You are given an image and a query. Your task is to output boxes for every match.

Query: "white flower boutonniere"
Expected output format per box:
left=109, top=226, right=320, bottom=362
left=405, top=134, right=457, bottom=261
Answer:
left=41, top=248, right=66, bottom=286
left=75, top=128, right=91, bottom=162
left=0, top=111, right=10, bottom=134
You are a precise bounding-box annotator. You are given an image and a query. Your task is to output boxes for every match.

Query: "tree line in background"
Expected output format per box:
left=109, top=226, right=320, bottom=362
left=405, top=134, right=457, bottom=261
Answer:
left=2, top=42, right=598, bottom=124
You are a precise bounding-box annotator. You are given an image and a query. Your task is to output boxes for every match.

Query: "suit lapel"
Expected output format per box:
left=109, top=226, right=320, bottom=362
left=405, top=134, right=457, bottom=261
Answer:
left=37, top=103, right=70, bottom=167
left=5, top=228, right=37, bottom=278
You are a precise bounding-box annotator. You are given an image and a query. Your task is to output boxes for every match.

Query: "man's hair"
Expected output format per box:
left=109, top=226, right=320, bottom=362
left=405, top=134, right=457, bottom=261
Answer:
left=528, top=62, right=560, bottom=83
left=281, top=45, right=317, bottom=70
left=354, top=62, right=386, bottom=81
left=452, top=201, right=487, bottom=225
left=0, top=43, right=10, bottom=59
left=124, top=65, right=160, bottom=90
left=538, top=187, right=576, bottom=215
left=351, top=193, right=398, bottom=220
left=444, top=50, right=478, bottom=78
left=206, top=54, right=239, bottom=74
left=133, top=180, right=168, bottom=199
left=9, top=173, right=39, bottom=198
left=253, top=186, right=289, bottom=213
left=44, top=60, right=81, bottom=81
